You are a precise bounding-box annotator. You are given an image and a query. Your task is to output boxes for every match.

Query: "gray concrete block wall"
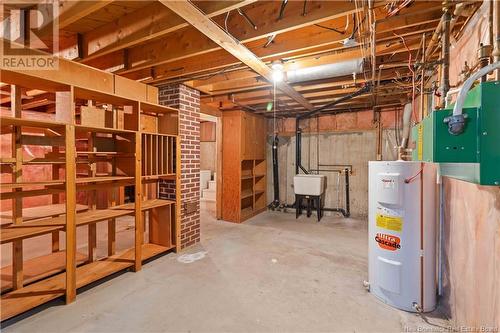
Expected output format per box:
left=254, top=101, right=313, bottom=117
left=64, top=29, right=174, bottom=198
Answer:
left=267, top=129, right=397, bottom=218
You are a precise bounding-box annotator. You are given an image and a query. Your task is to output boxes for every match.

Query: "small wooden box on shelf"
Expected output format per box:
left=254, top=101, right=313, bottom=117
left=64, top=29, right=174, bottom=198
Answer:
left=221, top=110, right=267, bottom=223
left=0, top=70, right=180, bottom=321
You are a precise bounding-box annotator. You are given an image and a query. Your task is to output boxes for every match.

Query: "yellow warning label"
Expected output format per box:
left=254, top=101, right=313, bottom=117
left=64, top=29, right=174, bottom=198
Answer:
left=417, top=124, right=423, bottom=161
left=376, top=214, right=403, bottom=232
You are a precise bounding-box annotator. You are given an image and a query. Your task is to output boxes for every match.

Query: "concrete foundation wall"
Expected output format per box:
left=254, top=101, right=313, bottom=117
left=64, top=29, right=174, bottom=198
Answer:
left=267, top=129, right=397, bottom=217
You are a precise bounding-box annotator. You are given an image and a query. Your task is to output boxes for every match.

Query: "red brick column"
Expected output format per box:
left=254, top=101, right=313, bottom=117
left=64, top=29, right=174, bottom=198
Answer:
left=158, top=84, right=200, bottom=249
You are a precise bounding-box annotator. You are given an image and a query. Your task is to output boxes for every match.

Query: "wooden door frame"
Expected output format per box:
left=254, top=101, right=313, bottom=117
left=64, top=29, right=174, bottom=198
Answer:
left=200, top=105, right=223, bottom=219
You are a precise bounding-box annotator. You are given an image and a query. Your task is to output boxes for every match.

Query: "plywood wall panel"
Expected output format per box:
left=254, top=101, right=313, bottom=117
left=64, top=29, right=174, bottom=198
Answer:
left=442, top=177, right=500, bottom=328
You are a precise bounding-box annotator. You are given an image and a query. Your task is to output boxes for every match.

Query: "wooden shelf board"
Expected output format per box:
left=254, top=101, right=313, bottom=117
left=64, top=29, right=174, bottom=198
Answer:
left=1, top=205, right=133, bottom=244
left=0, top=158, right=16, bottom=164
left=0, top=243, right=171, bottom=321
left=142, top=174, right=176, bottom=181
left=241, top=175, right=253, bottom=180
left=254, top=190, right=265, bottom=196
left=1, top=251, right=87, bottom=293
left=241, top=190, right=254, bottom=200
left=140, top=101, right=178, bottom=114
left=119, top=199, right=175, bottom=211
left=140, top=131, right=176, bottom=137
left=73, top=86, right=137, bottom=106
left=0, top=203, right=88, bottom=226
left=1, top=224, right=63, bottom=245
left=240, top=206, right=254, bottom=219
left=0, top=180, right=65, bottom=189
left=255, top=174, right=265, bottom=178
left=241, top=206, right=267, bottom=223
left=75, top=124, right=135, bottom=135
left=75, top=176, right=134, bottom=184
left=76, top=152, right=134, bottom=156
left=22, top=159, right=66, bottom=165
left=0, top=116, right=66, bottom=129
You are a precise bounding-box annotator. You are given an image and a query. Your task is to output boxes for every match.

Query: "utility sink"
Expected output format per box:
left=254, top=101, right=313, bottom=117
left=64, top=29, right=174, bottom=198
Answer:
left=293, top=174, right=326, bottom=196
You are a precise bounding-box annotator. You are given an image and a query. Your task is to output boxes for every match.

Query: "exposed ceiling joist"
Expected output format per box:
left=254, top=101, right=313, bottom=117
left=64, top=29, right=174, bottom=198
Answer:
left=160, top=0, right=314, bottom=111
left=80, top=0, right=256, bottom=61
left=138, top=34, right=422, bottom=85
left=57, top=1, right=115, bottom=30
left=115, top=0, right=359, bottom=75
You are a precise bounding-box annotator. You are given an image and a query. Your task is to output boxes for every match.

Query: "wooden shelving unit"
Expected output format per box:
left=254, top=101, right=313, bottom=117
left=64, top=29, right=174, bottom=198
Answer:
left=0, top=75, right=180, bottom=321
left=221, top=111, right=267, bottom=223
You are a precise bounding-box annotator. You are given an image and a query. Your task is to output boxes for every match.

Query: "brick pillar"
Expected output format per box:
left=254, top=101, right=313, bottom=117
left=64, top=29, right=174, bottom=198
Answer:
left=158, top=84, right=200, bottom=249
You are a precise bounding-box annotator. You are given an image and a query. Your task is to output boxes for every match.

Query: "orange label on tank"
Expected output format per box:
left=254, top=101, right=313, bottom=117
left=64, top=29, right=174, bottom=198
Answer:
left=375, top=233, right=401, bottom=251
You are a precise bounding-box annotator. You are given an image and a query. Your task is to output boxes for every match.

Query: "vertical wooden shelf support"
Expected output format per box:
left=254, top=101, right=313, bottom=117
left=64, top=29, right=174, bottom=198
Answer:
left=175, top=136, right=182, bottom=251
left=11, top=84, right=23, bottom=290
left=65, top=124, right=77, bottom=304
left=134, top=133, right=143, bottom=271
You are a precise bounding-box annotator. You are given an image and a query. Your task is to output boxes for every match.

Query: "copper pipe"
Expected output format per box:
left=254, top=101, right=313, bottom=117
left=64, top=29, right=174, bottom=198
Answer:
left=425, top=17, right=444, bottom=60
left=420, top=33, right=426, bottom=119
left=420, top=162, right=424, bottom=310
left=376, top=112, right=382, bottom=161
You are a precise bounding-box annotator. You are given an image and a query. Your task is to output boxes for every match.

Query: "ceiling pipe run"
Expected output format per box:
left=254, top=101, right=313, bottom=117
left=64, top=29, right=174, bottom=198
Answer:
left=286, top=58, right=363, bottom=83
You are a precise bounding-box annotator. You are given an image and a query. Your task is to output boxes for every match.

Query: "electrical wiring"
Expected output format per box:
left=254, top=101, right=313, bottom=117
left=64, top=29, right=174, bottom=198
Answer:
left=353, top=0, right=370, bottom=82
left=405, top=165, right=424, bottom=183
left=224, top=10, right=231, bottom=33
left=393, top=31, right=417, bottom=122
left=386, top=0, right=413, bottom=18
left=314, top=23, right=346, bottom=34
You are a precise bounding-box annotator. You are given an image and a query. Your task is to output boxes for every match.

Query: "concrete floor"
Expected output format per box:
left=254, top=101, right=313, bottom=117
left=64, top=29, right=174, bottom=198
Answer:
left=2, top=202, right=449, bottom=332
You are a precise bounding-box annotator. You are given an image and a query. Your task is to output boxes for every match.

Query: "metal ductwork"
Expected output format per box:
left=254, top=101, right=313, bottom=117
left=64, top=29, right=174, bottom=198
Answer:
left=286, top=58, right=364, bottom=83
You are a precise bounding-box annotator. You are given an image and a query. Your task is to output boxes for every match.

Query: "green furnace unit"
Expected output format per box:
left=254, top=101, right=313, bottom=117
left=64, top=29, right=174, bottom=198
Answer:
left=411, top=81, right=500, bottom=186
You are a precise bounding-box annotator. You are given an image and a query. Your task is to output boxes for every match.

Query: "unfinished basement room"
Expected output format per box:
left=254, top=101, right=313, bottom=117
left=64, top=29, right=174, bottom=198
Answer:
left=0, top=0, right=499, bottom=332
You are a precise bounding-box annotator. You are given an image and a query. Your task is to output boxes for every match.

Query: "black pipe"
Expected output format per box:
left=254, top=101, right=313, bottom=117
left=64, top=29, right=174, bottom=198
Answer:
left=285, top=205, right=349, bottom=218
left=295, top=84, right=370, bottom=176
left=290, top=86, right=367, bottom=218
left=270, top=134, right=280, bottom=208
left=295, top=125, right=308, bottom=175
left=344, top=168, right=350, bottom=217
left=278, top=0, right=288, bottom=20
left=295, top=124, right=300, bottom=175
left=297, top=84, right=371, bottom=121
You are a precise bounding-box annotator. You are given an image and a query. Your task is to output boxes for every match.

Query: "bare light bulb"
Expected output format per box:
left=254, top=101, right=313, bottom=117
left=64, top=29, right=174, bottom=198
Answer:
left=271, top=60, right=284, bottom=83
left=272, top=69, right=284, bottom=82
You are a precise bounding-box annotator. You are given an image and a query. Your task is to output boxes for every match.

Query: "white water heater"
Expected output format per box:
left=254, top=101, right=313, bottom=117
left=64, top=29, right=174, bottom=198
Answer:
left=368, top=161, right=437, bottom=312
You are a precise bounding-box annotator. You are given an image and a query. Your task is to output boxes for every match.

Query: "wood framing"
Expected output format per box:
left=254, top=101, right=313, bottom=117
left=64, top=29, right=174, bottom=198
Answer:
left=221, top=111, right=267, bottom=223
left=0, top=66, right=180, bottom=321
left=160, top=0, right=313, bottom=111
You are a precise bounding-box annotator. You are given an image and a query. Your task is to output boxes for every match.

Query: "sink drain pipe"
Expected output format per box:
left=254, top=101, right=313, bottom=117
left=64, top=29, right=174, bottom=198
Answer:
left=290, top=84, right=370, bottom=217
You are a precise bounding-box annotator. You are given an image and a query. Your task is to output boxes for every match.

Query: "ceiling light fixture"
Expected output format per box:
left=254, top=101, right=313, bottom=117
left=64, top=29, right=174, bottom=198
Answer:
left=271, top=60, right=284, bottom=83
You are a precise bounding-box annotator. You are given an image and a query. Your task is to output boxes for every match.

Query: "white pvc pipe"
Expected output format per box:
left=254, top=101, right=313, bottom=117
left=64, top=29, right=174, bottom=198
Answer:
left=445, top=87, right=461, bottom=107
left=453, top=61, right=500, bottom=116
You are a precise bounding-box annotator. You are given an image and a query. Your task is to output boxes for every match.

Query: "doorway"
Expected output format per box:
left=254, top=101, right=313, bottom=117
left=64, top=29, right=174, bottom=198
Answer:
left=199, top=113, right=219, bottom=219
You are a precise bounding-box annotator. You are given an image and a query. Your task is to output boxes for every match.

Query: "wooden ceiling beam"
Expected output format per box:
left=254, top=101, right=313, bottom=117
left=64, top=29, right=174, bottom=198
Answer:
left=57, top=1, right=115, bottom=30
left=208, top=80, right=408, bottom=107
left=161, top=0, right=314, bottom=110
left=107, top=1, right=441, bottom=79
left=128, top=23, right=423, bottom=84
left=79, top=1, right=255, bottom=62
left=115, top=0, right=359, bottom=74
